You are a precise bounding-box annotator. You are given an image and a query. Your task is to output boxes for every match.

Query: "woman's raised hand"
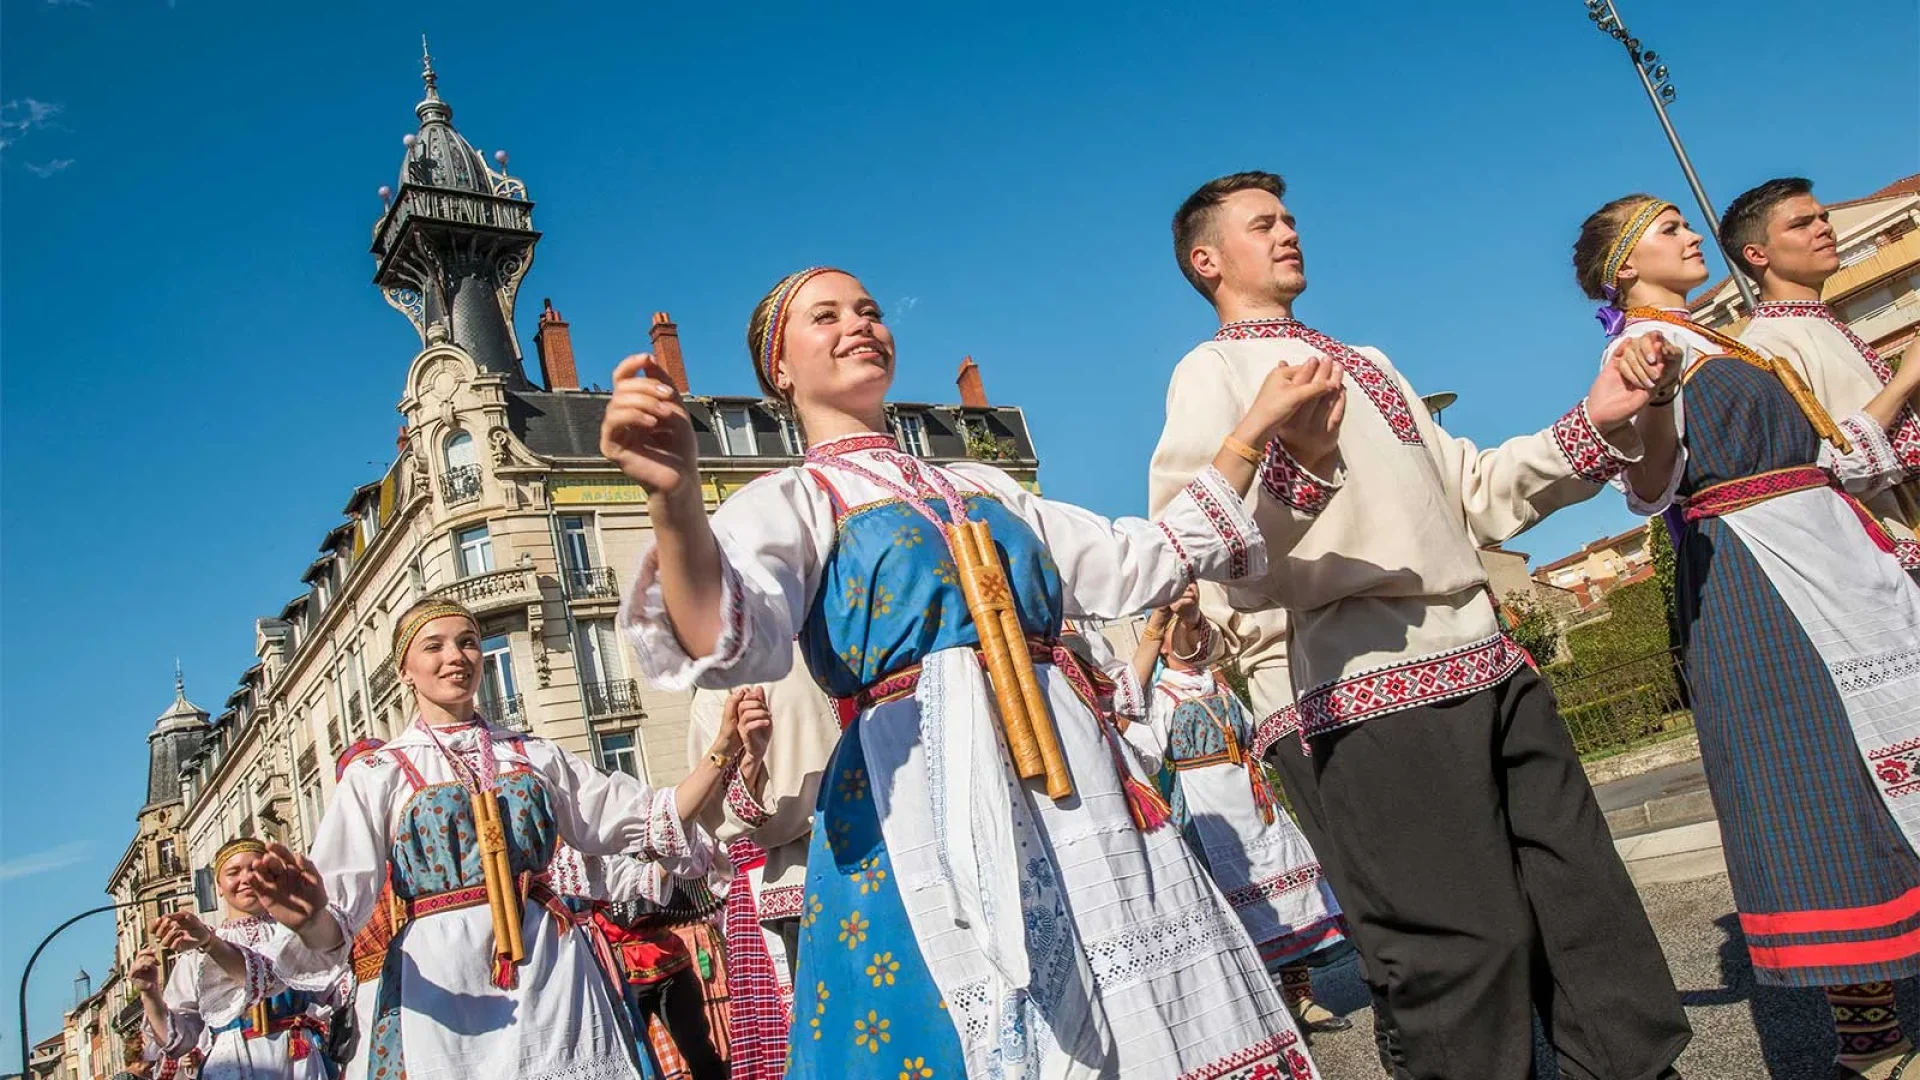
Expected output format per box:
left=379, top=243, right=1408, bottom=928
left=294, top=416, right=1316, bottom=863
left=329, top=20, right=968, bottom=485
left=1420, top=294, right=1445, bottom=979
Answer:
left=601, top=354, right=700, bottom=499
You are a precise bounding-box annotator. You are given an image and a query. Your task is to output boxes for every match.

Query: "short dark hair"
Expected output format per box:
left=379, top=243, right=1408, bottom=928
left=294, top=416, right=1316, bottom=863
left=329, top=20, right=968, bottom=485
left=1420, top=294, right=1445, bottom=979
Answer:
left=1721, top=177, right=1813, bottom=278
left=1172, top=171, right=1286, bottom=300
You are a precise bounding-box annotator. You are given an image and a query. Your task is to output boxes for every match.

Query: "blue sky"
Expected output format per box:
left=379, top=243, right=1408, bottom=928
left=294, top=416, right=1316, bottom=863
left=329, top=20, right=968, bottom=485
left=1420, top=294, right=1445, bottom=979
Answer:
left=2, top=0, right=1913, bottom=1052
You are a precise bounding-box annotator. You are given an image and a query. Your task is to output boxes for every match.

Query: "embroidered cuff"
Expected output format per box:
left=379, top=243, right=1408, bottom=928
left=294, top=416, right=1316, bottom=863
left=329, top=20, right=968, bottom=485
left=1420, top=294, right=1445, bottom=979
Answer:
left=1259, top=440, right=1342, bottom=515
left=724, top=765, right=774, bottom=830
left=1551, top=399, right=1638, bottom=484
left=758, top=884, right=806, bottom=923
left=1833, top=412, right=1905, bottom=491
left=1250, top=704, right=1300, bottom=762
left=143, top=1007, right=191, bottom=1059
left=1612, top=445, right=1686, bottom=516
left=637, top=784, right=717, bottom=878
left=619, top=547, right=752, bottom=692
left=1892, top=409, right=1920, bottom=473
left=1109, top=663, right=1147, bottom=721
left=1163, top=465, right=1268, bottom=583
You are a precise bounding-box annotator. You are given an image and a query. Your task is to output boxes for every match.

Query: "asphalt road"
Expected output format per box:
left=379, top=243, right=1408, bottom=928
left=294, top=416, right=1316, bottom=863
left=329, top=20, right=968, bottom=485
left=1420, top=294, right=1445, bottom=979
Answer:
left=1297, top=873, right=1914, bottom=1079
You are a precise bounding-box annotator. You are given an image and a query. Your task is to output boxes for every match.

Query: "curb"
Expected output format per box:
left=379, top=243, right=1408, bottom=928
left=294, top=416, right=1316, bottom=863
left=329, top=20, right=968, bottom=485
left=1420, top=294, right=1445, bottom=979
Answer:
left=1605, top=789, right=1717, bottom=838
left=1615, top=819, right=1726, bottom=886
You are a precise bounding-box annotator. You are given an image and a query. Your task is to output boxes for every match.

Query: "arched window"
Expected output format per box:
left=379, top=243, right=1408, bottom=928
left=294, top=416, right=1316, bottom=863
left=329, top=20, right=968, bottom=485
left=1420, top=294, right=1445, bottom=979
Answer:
left=442, top=431, right=481, bottom=504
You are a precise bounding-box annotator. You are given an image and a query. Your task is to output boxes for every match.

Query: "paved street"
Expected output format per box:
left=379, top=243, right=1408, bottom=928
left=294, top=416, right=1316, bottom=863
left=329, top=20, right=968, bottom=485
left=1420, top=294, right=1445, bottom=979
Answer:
left=1300, top=872, right=1917, bottom=1079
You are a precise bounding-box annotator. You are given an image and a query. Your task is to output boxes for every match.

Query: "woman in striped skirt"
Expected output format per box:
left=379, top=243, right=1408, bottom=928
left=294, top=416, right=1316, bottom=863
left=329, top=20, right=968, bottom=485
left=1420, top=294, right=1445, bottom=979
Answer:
left=1578, top=195, right=1920, bottom=1080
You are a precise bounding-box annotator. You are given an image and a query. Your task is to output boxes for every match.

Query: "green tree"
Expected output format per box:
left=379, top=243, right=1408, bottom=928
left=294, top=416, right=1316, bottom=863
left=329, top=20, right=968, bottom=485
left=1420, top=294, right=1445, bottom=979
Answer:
left=1646, top=516, right=1678, bottom=652
left=1503, top=591, right=1562, bottom=667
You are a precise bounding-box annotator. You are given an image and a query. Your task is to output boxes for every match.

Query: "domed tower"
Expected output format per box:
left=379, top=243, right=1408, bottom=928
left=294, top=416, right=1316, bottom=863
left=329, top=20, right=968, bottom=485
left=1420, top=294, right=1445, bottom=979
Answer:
left=372, top=39, right=539, bottom=383
left=146, top=666, right=208, bottom=811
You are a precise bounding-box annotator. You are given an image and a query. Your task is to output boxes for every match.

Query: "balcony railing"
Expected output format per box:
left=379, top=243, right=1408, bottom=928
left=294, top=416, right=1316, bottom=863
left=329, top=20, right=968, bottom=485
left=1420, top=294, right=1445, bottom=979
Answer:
left=582, top=678, right=642, bottom=719
left=1848, top=290, right=1920, bottom=350
left=431, top=565, right=540, bottom=617
left=369, top=653, right=399, bottom=701
left=564, top=565, right=620, bottom=601
left=441, top=464, right=482, bottom=505
left=481, top=693, right=528, bottom=731
left=347, top=692, right=365, bottom=729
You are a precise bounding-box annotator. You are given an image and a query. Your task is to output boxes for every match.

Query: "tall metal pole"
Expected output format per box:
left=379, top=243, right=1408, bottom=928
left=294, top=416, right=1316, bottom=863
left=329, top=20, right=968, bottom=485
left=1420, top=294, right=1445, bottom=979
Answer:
left=1585, top=0, right=1758, bottom=311
left=18, top=891, right=193, bottom=1078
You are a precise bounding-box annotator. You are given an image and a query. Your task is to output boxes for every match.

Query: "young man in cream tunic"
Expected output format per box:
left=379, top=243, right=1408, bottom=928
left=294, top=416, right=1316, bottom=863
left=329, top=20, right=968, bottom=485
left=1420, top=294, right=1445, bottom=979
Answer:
left=1146, top=170, right=1692, bottom=1080
left=1725, top=176, right=1920, bottom=576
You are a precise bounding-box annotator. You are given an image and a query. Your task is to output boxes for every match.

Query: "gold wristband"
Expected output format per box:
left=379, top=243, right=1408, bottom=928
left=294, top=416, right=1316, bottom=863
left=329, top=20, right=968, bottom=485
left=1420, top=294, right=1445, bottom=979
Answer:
left=707, top=749, right=737, bottom=770
left=1221, top=435, right=1264, bottom=467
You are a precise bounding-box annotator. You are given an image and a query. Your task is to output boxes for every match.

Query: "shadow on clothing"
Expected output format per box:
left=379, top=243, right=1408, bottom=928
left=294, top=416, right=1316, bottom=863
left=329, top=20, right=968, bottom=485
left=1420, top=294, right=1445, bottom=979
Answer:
left=397, top=949, right=520, bottom=1035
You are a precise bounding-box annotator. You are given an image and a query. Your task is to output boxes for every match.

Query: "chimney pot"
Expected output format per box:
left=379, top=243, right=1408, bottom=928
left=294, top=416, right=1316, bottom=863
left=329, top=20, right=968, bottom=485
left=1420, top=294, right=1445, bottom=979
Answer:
left=534, top=300, right=580, bottom=391
left=648, top=312, right=691, bottom=394
left=956, top=355, right=988, bottom=408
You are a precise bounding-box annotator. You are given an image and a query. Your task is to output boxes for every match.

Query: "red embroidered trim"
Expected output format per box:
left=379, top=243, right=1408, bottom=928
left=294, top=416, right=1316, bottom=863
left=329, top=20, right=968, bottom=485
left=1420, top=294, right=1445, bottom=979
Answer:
left=1175, top=1029, right=1306, bottom=1080
left=1222, top=863, right=1324, bottom=909
left=1296, top=634, right=1529, bottom=739
left=1250, top=705, right=1299, bottom=762
left=1755, top=302, right=1920, bottom=469
left=1260, top=441, right=1336, bottom=514
left=1683, top=467, right=1831, bottom=521
left=1549, top=400, right=1629, bottom=484
left=1188, top=468, right=1254, bottom=579
left=1156, top=520, right=1197, bottom=586
left=805, top=432, right=899, bottom=457
left=1897, top=538, right=1920, bottom=572
left=758, top=884, right=806, bottom=921
left=406, top=883, right=491, bottom=918
left=1840, top=414, right=1893, bottom=479
left=725, top=767, right=773, bottom=828
left=1215, top=319, right=1422, bottom=446
left=1871, top=735, right=1920, bottom=799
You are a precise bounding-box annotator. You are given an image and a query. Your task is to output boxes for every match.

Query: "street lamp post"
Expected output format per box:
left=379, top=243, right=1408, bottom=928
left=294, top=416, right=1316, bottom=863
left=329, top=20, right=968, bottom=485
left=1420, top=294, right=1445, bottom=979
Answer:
left=1584, top=0, right=1758, bottom=312
left=18, top=891, right=193, bottom=1078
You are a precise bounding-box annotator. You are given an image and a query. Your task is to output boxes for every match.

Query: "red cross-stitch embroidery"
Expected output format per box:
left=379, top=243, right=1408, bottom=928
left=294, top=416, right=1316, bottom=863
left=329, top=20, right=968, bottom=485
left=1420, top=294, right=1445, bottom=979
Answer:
left=1216, top=319, right=1423, bottom=446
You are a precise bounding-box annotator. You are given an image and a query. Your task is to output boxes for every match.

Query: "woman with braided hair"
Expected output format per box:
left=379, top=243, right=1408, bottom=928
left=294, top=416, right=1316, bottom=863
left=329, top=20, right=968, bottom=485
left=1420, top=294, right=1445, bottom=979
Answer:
left=609, top=266, right=1346, bottom=1079
left=229, top=596, right=766, bottom=1080
left=1578, top=194, right=1920, bottom=1080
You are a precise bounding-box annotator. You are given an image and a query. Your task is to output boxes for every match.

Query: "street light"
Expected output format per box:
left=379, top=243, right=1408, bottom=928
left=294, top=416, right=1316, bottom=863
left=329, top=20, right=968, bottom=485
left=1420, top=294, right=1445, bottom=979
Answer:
left=1583, top=0, right=1758, bottom=311
left=18, top=891, right=194, bottom=1078
left=1421, top=391, right=1459, bottom=425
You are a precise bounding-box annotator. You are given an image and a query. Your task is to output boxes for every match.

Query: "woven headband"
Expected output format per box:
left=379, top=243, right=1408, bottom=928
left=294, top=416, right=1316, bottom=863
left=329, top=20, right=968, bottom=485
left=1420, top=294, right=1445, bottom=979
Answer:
left=1602, top=199, right=1678, bottom=290
left=757, top=267, right=844, bottom=393
left=392, top=600, right=478, bottom=663
left=213, top=838, right=267, bottom=874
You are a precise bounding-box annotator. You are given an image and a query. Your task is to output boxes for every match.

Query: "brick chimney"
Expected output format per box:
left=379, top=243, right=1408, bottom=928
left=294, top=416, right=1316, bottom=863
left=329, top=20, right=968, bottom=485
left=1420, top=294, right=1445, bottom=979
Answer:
left=534, top=299, right=580, bottom=391
left=649, top=312, right=690, bottom=393
left=956, top=355, right=988, bottom=408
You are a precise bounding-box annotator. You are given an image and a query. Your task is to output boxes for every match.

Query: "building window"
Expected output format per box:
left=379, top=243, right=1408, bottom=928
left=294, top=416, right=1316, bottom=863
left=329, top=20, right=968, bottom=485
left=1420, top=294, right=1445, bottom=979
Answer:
left=456, top=525, right=494, bottom=578
left=443, top=431, right=481, bottom=504
left=777, top=412, right=804, bottom=455
left=556, top=514, right=613, bottom=598
left=156, top=839, right=179, bottom=877
left=479, top=632, right=522, bottom=727
left=895, top=412, right=929, bottom=456
left=597, top=731, right=640, bottom=778
left=576, top=619, right=621, bottom=685
left=718, top=406, right=757, bottom=456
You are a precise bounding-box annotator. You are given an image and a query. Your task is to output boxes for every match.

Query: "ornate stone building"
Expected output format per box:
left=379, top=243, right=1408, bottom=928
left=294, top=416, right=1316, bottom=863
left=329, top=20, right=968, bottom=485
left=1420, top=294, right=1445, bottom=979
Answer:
left=154, top=48, right=1040, bottom=883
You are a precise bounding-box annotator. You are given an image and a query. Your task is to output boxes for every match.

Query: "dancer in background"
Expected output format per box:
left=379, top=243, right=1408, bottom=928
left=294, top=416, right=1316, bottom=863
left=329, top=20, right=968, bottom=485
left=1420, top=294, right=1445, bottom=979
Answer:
left=1150, top=170, right=1690, bottom=1080
left=612, top=265, right=1341, bottom=1078
left=685, top=662, right=841, bottom=1080
left=1119, top=588, right=1351, bottom=1039
left=234, top=596, right=749, bottom=1080
left=1579, top=191, right=1920, bottom=1080
left=132, top=839, right=342, bottom=1080
left=1723, top=177, right=1920, bottom=575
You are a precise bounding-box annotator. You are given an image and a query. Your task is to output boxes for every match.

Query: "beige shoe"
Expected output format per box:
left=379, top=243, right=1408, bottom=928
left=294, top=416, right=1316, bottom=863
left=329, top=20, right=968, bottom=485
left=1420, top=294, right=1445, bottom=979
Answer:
left=1831, top=1044, right=1920, bottom=1080
left=1288, top=996, right=1355, bottom=1035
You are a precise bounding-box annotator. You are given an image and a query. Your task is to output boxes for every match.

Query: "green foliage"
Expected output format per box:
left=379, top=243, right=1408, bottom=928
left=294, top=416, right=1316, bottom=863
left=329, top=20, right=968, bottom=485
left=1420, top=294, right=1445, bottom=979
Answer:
left=1562, top=578, right=1671, bottom=674
left=1502, top=591, right=1562, bottom=667
left=1646, top=516, right=1679, bottom=648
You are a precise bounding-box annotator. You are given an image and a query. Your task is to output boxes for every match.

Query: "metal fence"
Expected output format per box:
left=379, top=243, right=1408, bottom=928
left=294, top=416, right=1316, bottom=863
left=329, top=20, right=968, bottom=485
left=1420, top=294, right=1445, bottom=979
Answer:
left=1547, top=646, right=1694, bottom=759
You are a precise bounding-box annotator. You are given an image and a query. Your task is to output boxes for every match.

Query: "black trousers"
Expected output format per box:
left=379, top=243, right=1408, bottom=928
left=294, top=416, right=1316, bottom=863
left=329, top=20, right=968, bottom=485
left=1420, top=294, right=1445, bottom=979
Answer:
left=627, top=967, right=728, bottom=1080
left=1286, top=668, right=1690, bottom=1080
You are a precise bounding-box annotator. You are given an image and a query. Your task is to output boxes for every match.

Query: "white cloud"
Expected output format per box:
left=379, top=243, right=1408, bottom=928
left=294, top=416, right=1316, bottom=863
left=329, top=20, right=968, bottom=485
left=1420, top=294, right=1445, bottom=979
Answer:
left=895, top=295, right=921, bottom=313
left=0, top=842, right=87, bottom=881
left=0, top=98, right=65, bottom=152
left=26, top=158, right=74, bottom=177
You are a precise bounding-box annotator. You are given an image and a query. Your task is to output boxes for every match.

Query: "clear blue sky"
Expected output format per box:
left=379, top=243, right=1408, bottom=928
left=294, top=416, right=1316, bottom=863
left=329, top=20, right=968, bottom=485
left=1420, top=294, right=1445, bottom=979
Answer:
left=3, top=0, right=1913, bottom=1053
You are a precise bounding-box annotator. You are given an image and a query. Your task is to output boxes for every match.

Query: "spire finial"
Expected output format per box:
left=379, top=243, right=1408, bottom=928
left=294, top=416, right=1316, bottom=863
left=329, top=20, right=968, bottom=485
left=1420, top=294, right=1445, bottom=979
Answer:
left=174, top=658, right=184, bottom=696
left=421, top=34, right=440, bottom=100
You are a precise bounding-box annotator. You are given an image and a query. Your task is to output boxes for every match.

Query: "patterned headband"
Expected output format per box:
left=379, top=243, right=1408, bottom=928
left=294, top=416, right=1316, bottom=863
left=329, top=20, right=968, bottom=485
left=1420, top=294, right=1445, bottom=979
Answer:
left=757, top=267, right=844, bottom=393
left=213, top=838, right=267, bottom=874
left=336, top=736, right=386, bottom=782
left=392, top=599, right=478, bottom=664
left=1602, top=199, right=1678, bottom=291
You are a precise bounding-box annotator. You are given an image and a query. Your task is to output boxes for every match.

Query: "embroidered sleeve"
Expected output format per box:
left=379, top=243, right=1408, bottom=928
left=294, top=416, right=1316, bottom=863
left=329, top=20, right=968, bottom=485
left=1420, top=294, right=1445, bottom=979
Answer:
left=543, top=740, right=717, bottom=880
left=723, top=765, right=774, bottom=830
left=1550, top=400, right=1635, bottom=484
left=1260, top=439, right=1342, bottom=514
left=1249, top=704, right=1301, bottom=762
left=618, top=470, right=833, bottom=692
left=945, top=461, right=1267, bottom=621
left=1824, top=411, right=1908, bottom=496
left=239, top=906, right=354, bottom=1001
left=145, top=955, right=207, bottom=1059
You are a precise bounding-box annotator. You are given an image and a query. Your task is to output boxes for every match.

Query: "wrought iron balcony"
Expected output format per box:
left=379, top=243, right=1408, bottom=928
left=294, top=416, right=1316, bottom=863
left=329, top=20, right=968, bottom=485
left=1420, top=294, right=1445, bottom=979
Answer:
left=431, top=565, right=539, bottom=617
left=441, top=464, right=482, bottom=505
left=564, top=565, right=620, bottom=601
left=369, top=653, right=399, bottom=702
left=482, top=692, right=528, bottom=731
left=582, top=678, right=642, bottom=719
left=347, top=692, right=365, bottom=728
